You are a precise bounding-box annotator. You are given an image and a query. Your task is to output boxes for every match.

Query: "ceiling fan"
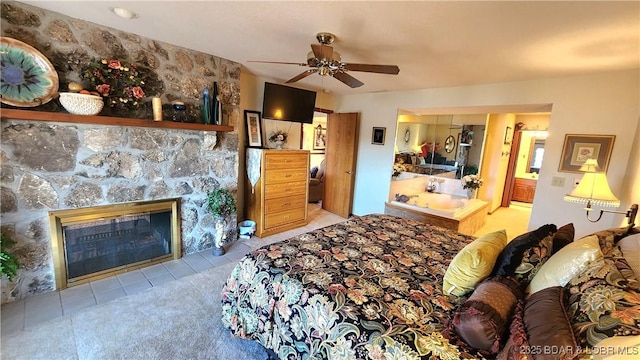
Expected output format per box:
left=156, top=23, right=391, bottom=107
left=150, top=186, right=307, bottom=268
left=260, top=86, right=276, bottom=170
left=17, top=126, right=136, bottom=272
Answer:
left=248, top=32, right=400, bottom=88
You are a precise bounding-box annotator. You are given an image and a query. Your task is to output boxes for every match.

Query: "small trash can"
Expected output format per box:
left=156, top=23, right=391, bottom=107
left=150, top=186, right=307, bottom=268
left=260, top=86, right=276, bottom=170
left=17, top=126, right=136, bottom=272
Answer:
left=238, top=220, right=256, bottom=239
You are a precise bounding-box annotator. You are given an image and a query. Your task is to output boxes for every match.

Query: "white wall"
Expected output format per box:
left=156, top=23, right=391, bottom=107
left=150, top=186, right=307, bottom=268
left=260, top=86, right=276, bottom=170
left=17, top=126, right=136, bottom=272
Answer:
left=336, top=69, right=639, bottom=238
left=620, top=115, right=640, bottom=228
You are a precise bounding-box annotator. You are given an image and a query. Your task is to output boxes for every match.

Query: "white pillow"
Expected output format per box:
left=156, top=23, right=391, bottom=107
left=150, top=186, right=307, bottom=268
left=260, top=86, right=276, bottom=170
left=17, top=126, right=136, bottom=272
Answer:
left=592, top=335, right=640, bottom=360
left=527, top=234, right=603, bottom=295
left=618, top=233, right=640, bottom=279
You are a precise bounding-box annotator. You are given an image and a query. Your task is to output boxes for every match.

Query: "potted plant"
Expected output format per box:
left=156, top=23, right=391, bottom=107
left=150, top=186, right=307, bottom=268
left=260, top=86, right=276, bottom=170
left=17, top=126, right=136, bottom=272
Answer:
left=1, top=233, right=19, bottom=281
left=207, top=188, right=237, bottom=256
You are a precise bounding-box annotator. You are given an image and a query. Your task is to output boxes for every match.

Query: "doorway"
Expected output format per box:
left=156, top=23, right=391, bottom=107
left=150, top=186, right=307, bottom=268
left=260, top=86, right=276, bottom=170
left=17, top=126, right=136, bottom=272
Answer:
left=502, top=117, right=550, bottom=207
left=391, top=107, right=550, bottom=232
left=303, top=111, right=360, bottom=218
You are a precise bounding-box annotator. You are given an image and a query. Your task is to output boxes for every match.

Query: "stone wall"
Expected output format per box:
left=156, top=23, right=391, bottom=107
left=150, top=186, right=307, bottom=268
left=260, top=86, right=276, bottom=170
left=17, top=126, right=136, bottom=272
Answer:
left=0, top=2, right=241, bottom=303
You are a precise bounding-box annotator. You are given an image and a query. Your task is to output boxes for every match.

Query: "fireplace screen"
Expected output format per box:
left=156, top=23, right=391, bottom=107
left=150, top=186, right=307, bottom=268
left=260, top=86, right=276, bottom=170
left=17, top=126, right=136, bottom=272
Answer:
left=49, top=198, right=181, bottom=289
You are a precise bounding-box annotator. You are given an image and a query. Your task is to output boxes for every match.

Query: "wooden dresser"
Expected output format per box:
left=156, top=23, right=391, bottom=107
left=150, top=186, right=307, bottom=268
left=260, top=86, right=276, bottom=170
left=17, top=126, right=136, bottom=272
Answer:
left=246, top=149, right=309, bottom=237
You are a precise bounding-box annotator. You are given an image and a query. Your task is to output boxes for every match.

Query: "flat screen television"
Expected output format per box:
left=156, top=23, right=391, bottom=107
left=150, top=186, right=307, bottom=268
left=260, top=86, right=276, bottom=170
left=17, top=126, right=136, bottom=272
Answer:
left=262, top=82, right=317, bottom=124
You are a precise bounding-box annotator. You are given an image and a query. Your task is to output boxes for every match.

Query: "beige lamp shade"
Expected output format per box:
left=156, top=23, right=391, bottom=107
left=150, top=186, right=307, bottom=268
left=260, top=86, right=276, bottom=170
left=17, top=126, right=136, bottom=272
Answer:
left=564, top=159, right=620, bottom=208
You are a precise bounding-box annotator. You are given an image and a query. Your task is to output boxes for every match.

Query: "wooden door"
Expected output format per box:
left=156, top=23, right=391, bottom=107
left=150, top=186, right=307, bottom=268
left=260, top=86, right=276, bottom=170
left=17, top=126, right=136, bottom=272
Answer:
left=323, top=113, right=359, bottom=218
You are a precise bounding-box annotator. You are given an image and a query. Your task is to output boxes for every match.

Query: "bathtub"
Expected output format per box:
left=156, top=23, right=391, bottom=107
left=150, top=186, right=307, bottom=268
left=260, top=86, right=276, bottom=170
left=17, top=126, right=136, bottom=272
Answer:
left=385, top=191, right=489, bottom=235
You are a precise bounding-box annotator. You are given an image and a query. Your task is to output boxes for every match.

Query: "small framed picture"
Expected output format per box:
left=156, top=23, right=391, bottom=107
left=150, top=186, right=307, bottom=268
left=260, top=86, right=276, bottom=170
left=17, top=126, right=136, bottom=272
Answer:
left=372, top=127, right=386, bottom=145
left=244, top=110, right=263, bottom=148
left=504, top=126, right=513, bottom=144
left=558, top=134, right=615, bottom=173
left=313, top=124, right=326, bottom=150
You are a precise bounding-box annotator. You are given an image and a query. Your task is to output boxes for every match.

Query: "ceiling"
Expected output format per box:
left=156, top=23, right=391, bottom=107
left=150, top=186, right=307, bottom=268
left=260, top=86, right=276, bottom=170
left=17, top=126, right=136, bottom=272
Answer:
left=24, top=1, right=639, bottom=96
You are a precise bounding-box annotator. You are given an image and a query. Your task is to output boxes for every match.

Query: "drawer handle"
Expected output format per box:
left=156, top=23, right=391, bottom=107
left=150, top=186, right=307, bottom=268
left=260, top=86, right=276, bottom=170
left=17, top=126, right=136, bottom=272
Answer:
left=282, top=202, right=290, bottom=206
left=285, top=174, right=292, bottom=177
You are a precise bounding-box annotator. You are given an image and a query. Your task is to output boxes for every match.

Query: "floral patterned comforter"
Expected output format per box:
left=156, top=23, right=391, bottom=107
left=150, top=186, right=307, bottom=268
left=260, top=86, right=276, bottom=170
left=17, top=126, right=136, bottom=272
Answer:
left=221, top=214, right=485, bottom=359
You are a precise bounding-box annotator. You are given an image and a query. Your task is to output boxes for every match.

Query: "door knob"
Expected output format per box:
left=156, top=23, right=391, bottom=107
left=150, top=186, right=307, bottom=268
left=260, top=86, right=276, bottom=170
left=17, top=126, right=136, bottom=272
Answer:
left=345, top=171, right=353, bottom=174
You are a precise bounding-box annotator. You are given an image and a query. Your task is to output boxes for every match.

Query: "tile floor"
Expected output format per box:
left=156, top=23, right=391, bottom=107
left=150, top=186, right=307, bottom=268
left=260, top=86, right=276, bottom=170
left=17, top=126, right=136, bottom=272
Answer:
left=1, top=203, right=346, bottom=337
left=1, top=201, right=532, bottom=336
left=473, top=202, right=532, bottom=241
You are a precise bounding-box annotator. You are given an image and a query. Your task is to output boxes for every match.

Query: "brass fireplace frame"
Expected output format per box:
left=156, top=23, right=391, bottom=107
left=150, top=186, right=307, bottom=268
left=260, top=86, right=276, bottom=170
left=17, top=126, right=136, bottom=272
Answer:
left=49, top=198, right=182, bottom=289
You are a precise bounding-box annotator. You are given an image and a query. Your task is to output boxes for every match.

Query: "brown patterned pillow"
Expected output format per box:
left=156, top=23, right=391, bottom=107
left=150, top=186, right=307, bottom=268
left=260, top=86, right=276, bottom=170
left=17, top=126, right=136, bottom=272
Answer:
left=607, top=246, right=640, bottom=290
left=588, top=226, right=634, bottom=256
left=565, top=257, right=640, bottom=348
left=453, top=276, right=523, bottom=353
left=514, top=234, right=553, bottom=287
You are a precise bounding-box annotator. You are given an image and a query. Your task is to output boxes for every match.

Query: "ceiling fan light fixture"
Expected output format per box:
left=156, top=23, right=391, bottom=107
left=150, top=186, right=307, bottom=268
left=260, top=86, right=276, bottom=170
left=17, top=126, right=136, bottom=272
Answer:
left=250, top=32, right=399, bottom=88
left=112, top=7, right=137, bottom=19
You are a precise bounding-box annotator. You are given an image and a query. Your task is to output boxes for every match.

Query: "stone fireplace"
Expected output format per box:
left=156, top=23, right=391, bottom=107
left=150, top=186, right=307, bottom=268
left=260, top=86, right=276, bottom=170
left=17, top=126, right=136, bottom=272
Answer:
left=49, top=198, right=181, bottom=289
left=0, top=2, right=241, bottom=304
left=1, top=120, right=239, bottom=303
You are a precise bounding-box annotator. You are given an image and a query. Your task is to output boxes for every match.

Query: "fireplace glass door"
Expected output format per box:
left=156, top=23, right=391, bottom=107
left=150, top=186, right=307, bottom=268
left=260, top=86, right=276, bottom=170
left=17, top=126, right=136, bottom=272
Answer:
left=63, top=211, right=172, bottom=279
left=49, top=198, right=181, bottom=289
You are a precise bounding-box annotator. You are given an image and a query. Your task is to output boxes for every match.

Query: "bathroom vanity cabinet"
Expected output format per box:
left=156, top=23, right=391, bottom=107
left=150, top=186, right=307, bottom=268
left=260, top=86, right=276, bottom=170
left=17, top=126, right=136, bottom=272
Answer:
left=512, top=177, right=537, bottom=203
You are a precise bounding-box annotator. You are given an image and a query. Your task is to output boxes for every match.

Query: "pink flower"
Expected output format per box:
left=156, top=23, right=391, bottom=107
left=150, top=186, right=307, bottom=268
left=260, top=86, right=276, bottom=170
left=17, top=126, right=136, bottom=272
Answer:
left=108, top=60, right=122, bottom=69
left=96, top=84, right=111, bottom=96
left=131, top=86, right=145, bottom=99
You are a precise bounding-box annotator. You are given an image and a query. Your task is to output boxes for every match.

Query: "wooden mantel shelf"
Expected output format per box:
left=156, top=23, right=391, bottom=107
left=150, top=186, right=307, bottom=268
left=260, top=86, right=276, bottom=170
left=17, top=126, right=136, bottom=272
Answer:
left=0, top=109, right=234, bottom=132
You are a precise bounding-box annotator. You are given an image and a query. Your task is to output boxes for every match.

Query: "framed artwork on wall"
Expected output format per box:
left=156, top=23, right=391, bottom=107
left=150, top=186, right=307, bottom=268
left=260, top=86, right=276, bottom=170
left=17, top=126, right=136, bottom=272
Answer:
left=372, top=127, right=386, bottom=145
left=313, top=124, right=326, bottom=150
left=558, top=134, right=615, bottom=173
left=504, top=126, right=513, bottom=144
left=244, top=110, right=263, bottom=148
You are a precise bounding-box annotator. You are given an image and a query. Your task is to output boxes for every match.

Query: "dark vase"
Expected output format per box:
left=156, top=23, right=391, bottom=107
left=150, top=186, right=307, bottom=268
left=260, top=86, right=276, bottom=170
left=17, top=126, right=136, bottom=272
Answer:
left=212, top=82, right=221, bottom=125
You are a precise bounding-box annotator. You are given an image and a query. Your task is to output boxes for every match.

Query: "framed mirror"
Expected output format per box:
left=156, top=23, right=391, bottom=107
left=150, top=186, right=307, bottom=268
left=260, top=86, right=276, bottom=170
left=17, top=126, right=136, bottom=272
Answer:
left=393, top=113, right=486, bottom=179
left=444, top=135, right=455, bottom=153
left=528, top=138, right=546, bottom=173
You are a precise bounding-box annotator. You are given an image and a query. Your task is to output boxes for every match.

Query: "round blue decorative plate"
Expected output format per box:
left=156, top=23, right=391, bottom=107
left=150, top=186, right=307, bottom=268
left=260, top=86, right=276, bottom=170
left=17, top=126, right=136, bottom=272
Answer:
left=1, top=37, right=59, bottom=107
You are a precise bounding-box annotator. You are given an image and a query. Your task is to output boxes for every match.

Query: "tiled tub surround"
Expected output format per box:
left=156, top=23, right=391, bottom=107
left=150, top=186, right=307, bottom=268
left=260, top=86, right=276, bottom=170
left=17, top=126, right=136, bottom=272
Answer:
left=0, top=2, right=242, bottom=303
left=385, top=175, right=489, bottom=235
left=0, top=121, right=239, bottom=303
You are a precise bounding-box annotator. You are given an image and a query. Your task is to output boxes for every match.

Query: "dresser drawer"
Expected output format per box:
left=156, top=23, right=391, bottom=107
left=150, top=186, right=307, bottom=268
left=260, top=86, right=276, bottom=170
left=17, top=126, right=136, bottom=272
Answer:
left=264, top=154, right=308, bottom=170
left=265, top=169, right=307, bottom=184
left=265, top=207, right=306, bottom=229
left=265, top=196, right=306, bottom=213
left=265, top=181, right=307, bottom=199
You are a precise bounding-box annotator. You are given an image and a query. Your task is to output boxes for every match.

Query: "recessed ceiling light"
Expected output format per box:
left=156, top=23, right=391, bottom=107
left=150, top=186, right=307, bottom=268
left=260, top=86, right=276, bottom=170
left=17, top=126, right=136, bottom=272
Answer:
left=112, top=7, right=137, bottom=19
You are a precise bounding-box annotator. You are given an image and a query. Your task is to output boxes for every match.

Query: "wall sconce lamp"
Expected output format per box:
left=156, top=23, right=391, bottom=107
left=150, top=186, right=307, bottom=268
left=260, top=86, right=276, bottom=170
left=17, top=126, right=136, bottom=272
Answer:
left=564, top=159, right=638, bottom=226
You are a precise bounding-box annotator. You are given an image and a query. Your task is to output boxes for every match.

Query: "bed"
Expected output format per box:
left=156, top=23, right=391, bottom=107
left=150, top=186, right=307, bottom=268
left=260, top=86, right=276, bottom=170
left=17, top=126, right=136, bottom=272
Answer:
left=221, top=214, right=485, bottom=359
left=221, top=214, right=640, bottom=359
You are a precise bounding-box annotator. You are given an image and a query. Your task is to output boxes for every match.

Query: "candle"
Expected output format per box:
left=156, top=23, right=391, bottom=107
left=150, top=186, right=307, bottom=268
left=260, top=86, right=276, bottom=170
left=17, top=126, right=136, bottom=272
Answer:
left=152, top=97, right=162, bottom=121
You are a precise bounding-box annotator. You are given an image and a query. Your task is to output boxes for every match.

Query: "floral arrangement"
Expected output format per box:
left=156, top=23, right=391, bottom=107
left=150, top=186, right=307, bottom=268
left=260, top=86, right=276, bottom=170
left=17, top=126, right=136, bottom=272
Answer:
left=269, top=130, right=288, bottom=143
left=82, top=59, right=146, bottom=111
left=393, top=163, right=406, bottom=177
left=461, top=174, right=484, bottom=190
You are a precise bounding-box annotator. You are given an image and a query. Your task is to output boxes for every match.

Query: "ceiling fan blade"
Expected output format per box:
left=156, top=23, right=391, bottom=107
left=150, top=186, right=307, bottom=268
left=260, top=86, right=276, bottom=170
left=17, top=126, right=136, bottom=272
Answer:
left=248, top=60, right=308, bottom=67
left=343, top=63, right=400, bottom=75
left=286, top=69, right=318, bottom=83
left=311, top=44, right=333, bottom=61
left=332, top=71, right=364, bottom=88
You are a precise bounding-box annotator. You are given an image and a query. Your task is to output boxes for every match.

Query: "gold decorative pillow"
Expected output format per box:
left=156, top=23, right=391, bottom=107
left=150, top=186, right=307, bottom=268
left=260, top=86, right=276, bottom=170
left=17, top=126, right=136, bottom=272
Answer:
left=443, top=230, right=507, bottom=296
